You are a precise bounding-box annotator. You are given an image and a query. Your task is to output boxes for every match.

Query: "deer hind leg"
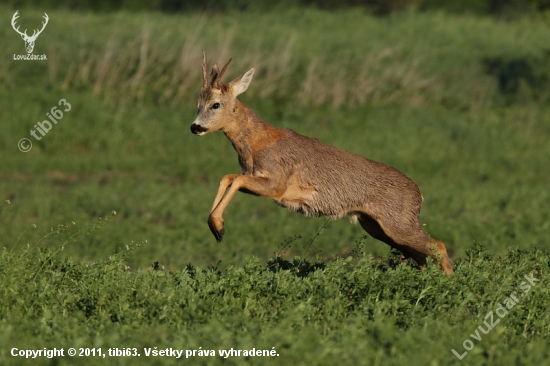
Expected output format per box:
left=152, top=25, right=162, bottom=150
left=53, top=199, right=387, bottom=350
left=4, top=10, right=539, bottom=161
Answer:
left=357, top=213, right=453, bottom=276
left=427, top=238, right=453, bottom=276
left=357, top=214, right=427, bottom=266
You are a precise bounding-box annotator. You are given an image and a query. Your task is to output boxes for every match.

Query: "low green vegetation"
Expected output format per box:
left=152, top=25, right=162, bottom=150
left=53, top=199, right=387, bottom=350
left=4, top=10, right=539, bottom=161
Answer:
left=1, top=226, right=549, bottom=365
left=1, top=6, right=549, bottom=364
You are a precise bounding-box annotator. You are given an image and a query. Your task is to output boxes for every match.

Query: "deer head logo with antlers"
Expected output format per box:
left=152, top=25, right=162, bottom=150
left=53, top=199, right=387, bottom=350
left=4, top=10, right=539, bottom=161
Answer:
left=11, top=11, right=49, bottom=54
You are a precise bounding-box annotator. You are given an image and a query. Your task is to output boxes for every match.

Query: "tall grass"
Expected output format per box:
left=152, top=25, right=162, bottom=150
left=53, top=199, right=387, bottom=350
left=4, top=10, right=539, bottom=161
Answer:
left=3, top=8, right=549, bottom=110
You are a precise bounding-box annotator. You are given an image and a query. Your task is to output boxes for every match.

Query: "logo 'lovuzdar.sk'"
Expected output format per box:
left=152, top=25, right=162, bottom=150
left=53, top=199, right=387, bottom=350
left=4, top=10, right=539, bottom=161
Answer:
left=11, top=10, right=48, bottom=60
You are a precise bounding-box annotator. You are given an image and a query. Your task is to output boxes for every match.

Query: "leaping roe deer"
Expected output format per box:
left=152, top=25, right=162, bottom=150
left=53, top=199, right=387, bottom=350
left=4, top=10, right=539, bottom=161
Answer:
left=190, top=50, right=453, bottom=276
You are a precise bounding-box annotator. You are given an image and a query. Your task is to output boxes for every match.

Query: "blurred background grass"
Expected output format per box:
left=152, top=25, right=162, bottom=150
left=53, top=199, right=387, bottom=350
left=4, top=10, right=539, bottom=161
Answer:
left=1, top=1, right=549, bottom=270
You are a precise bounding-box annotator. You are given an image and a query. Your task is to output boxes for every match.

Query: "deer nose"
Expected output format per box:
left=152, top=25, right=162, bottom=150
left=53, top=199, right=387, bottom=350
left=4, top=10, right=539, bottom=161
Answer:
left=190, top=123, right=208, bottom=135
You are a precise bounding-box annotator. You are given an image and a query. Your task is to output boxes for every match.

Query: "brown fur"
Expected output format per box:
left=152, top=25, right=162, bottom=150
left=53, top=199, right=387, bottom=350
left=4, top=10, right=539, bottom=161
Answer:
left=190, top=52, right=453, bottom=276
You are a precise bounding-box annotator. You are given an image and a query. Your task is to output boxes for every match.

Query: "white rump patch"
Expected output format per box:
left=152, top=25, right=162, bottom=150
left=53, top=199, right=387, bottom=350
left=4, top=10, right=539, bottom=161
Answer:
left=348, top=213, right=360, bottom=224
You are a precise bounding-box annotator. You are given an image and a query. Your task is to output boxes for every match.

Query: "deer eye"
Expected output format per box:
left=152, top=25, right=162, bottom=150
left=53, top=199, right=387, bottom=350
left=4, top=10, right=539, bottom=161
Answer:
left=211, top=103, right=220, bottom=110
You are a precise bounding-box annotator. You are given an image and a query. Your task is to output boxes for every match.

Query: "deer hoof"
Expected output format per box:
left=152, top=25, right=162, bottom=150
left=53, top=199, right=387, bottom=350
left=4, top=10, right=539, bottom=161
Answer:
left=208, top=215, right=225, bottom=242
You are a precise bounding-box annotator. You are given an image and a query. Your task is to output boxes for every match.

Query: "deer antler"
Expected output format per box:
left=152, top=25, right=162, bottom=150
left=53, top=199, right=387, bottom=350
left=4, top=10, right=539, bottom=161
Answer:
left=213, top=58, right=232, bottom=88
left=11, top=11, right=28, bottom=38
left=202, top=50, right=232, bottom=89
left=202, top=49, right=208, bottom=89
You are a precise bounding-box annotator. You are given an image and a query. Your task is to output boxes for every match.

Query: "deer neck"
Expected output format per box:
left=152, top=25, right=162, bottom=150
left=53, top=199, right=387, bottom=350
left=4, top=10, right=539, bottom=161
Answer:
left=222, top=100, right=285, bottom=174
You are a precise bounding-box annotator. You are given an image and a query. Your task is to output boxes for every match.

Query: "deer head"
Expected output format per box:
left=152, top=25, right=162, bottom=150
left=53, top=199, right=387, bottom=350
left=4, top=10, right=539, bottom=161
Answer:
left=11, top=11, right=49, bottom=54
left=190, top=50, right=255, bottom=136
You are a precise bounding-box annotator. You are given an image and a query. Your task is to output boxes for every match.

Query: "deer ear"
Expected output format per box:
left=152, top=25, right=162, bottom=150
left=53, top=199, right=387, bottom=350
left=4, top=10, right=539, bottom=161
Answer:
left=230, top=68, right=254, bottom=96
left=210, top=64, right=219, bottom=79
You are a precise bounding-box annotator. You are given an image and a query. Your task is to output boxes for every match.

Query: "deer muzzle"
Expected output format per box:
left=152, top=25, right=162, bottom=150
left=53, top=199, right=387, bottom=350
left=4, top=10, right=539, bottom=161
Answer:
left=190, top=123, right=208, bottom=135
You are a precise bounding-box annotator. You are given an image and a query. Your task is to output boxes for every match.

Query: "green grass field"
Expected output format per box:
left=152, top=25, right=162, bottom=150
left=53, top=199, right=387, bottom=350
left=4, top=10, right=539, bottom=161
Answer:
left=1, top=6, right=549, bottom=365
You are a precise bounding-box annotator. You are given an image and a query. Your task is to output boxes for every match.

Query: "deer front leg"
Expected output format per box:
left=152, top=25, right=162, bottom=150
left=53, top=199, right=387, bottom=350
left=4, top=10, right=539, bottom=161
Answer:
left=210, top=174, right=240, bottom=213
left=208, top=174, right=283, bottom=242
